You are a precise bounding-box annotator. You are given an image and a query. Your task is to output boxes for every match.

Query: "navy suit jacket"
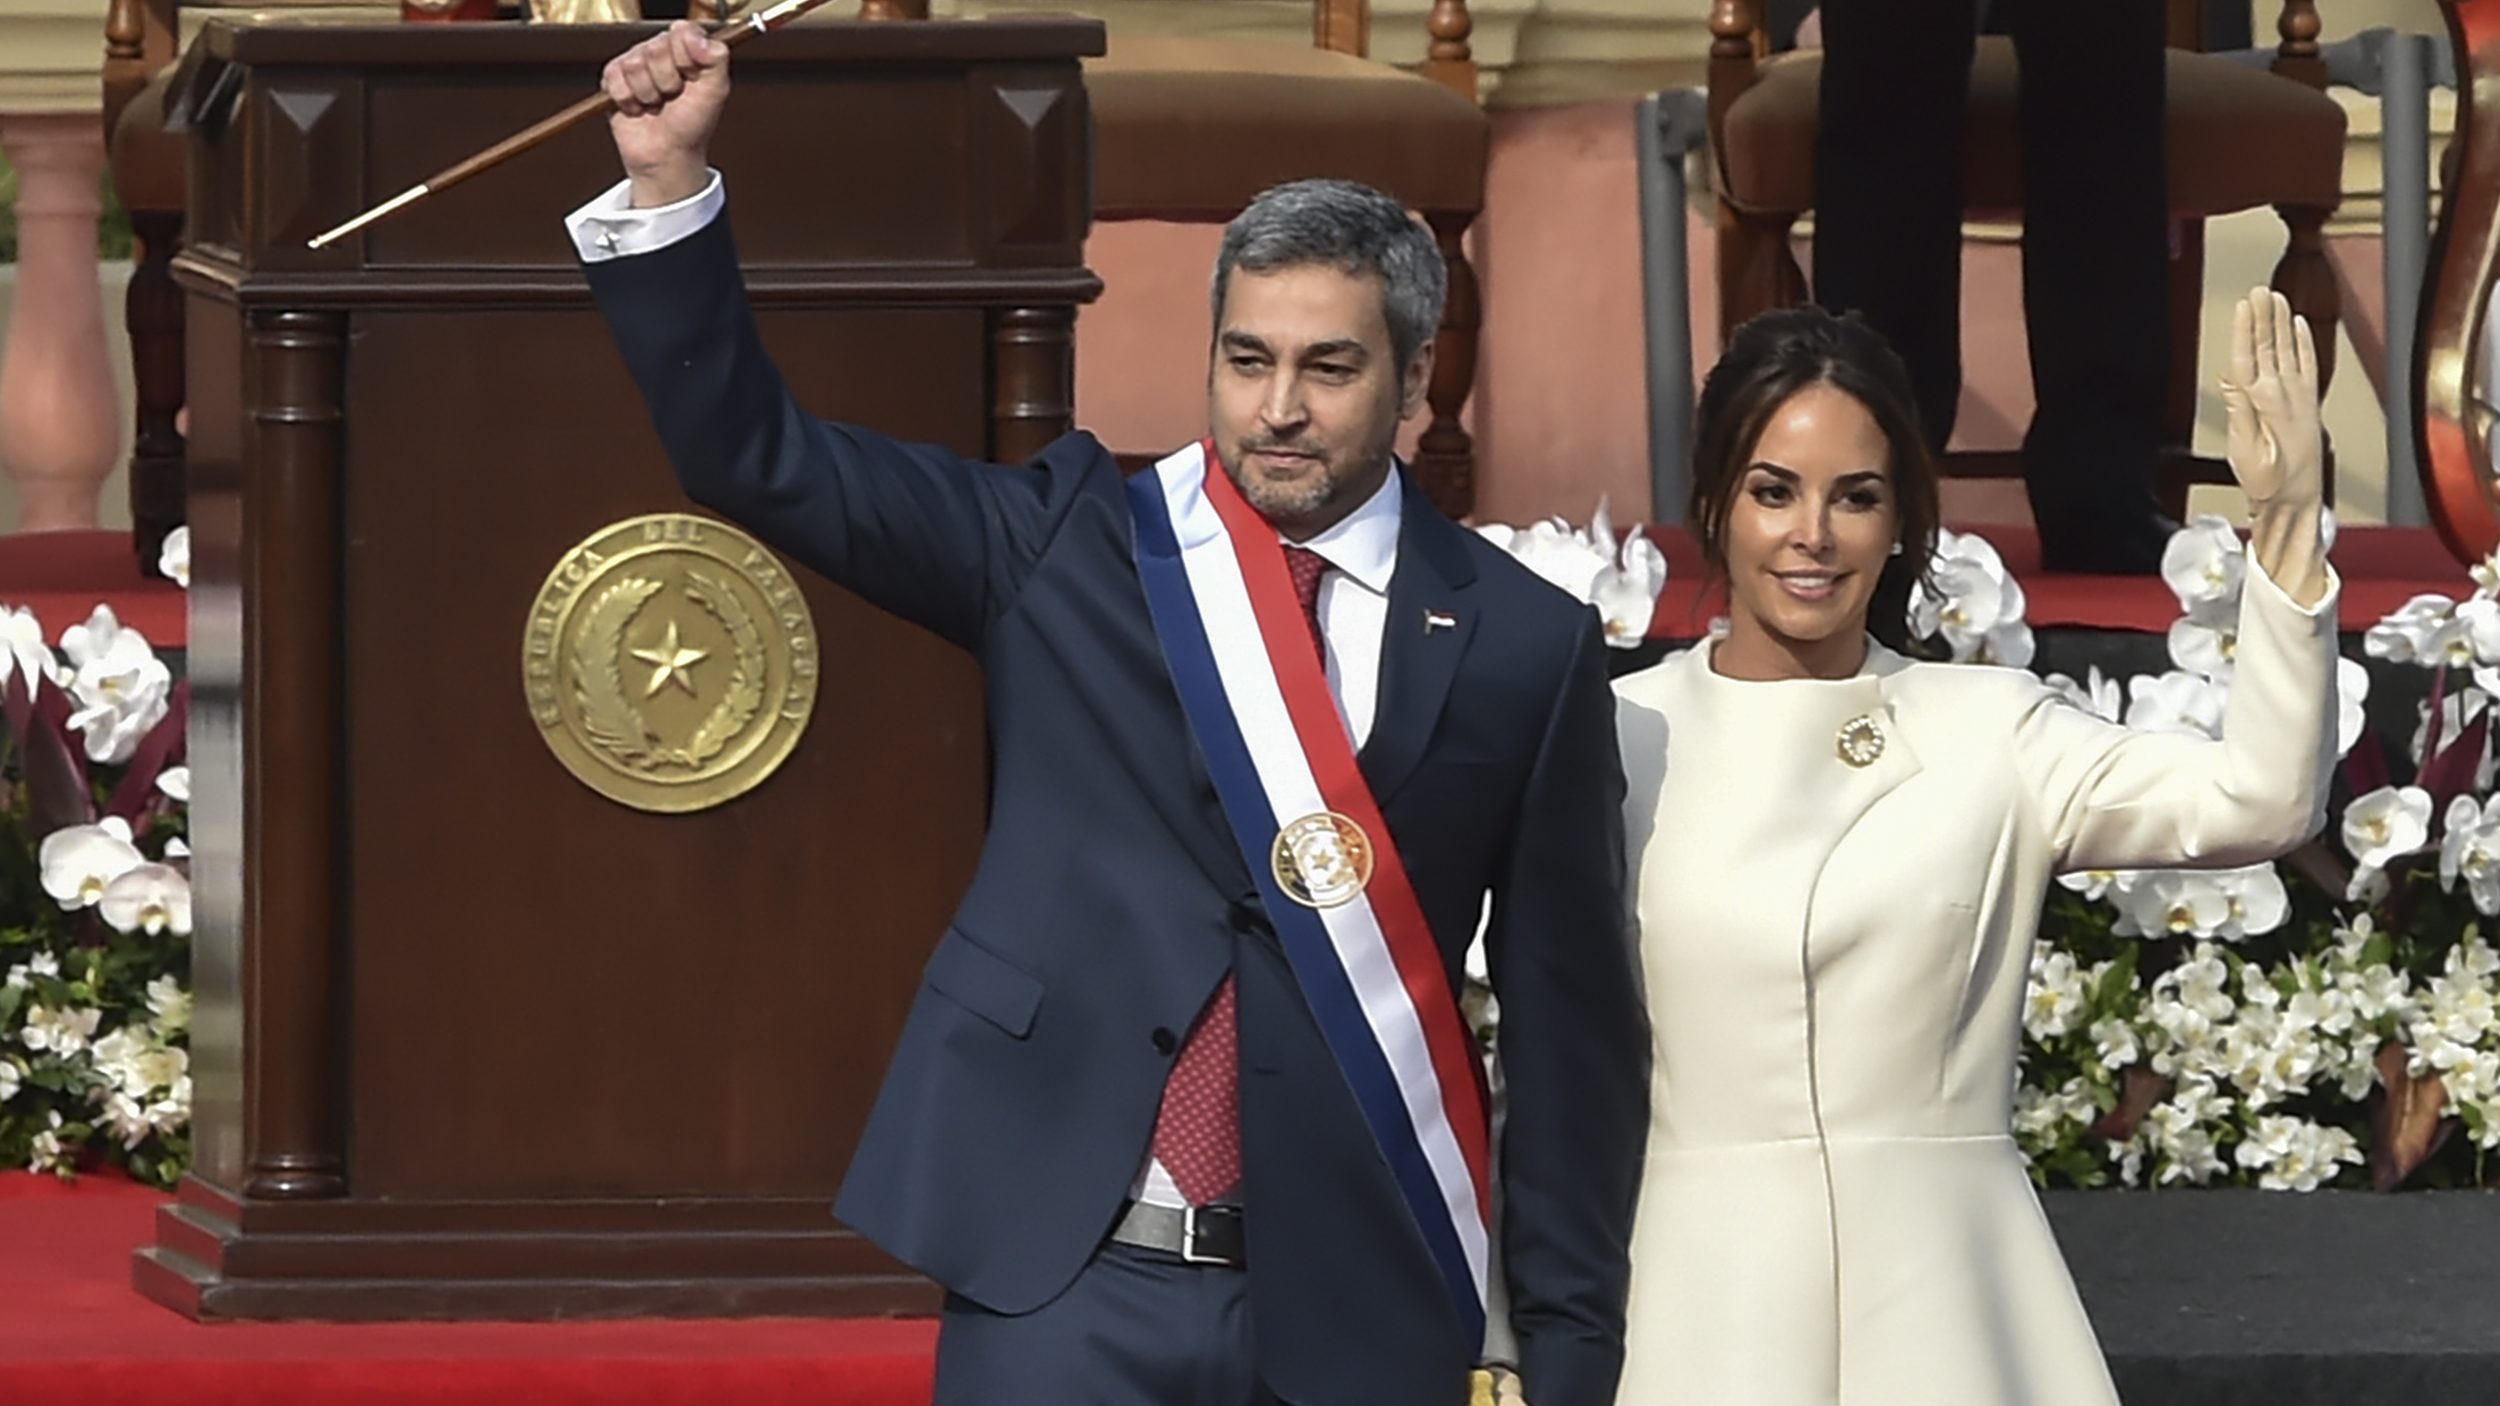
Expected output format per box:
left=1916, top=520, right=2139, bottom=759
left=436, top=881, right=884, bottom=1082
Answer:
left=585, top=211, right=1649, bottom=1406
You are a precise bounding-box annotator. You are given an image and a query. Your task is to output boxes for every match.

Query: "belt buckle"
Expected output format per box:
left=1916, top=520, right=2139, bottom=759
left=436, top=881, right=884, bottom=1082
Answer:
left=1179, top=1205, right=1226, bottom=1266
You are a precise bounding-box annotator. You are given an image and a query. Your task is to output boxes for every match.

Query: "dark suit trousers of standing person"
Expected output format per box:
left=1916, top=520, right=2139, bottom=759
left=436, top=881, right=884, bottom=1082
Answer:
left=1813, top=0, right=2174, bottom=573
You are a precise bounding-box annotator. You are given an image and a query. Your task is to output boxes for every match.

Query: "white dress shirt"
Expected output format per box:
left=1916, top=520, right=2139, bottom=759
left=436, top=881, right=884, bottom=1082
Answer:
left=563, top=172, right=1408, bottom=1207
left=564, top=170, right=725, bottom=263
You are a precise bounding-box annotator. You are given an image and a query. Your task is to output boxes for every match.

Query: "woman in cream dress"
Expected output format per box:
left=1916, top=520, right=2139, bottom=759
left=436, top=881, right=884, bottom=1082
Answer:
left=1607, top=288, right=2337, bottom=1405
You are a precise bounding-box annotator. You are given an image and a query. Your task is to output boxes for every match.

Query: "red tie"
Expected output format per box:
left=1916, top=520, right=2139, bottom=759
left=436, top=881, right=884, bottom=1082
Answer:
left=1150, top=545, right=1332, bottom=1206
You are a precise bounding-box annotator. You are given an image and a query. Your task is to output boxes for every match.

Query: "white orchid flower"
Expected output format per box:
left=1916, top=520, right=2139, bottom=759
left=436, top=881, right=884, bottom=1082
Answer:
left=1478, top=499, right=1669, bottom=649
left=2366, top=594, right=2458, bottom=665
left=146, top=975, right=192, bottom=1034
left=2474, top=547, right=2500, bottom=600
left=2344, top=785, right=2434, bottom=873
left=57, top=603, right=128, bottom=672
left=155, top=766, right=190, bottom=805
left=2090, top=1016, right=2142, bottom=1071
left=2428, top=596, right=2500, bottom=669
left=98, top=863, right=193, bottom=937
left=158, top=525, right=191, bottom=589
left=2214, top=864, right=2292, bottom=939
left=2146, top=1104, right=2232, bottom=1186
left=2233, top=1114, right=2361, bottom=1192
left=2336, top=657, right=2370, bottom=758
left=3, top=951, right=60, bottom=992
left=1593, top=531, right=1669, bottom=648
left=38, top=818, right=146, bottom=910
left=0, top=605, right=60, bottom=694
left=2024, top=948, right=2089, bottom=1040
left=59, top=612, right=173, bottom=765
left=2058, top=866, right=2137, bottom=904
left=1977, top=581, right=2036, bottom=668
left=1487, top=518, right=1608, bottom=600
left=2121, top=871, right=2235, bottom=939
left=19, top=1004, right=102, bottom=1058
left=88, top=1027, right=183, bottom=1100
left=1909, top=529, right=2034, bottom=665
left=70, top=689, right=171, bottom=766
left=2160, top=516, right=2245, bottom=624
left=2440, top=795, right=2500, bottom=915
left=2453, top=932, right=2500, bottom=982
left=2124, top=670, right=2228, bottom=739
left=2046, top=666, right=2124, bottom=724
left=26, top=1110, right=68, bottom=1174
left=2167, top=617, right=2235, bottom=681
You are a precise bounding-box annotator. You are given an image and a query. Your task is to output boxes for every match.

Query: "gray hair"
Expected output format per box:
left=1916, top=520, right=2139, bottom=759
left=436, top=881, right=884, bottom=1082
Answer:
left=1210, top=179, right=1447, bottom=371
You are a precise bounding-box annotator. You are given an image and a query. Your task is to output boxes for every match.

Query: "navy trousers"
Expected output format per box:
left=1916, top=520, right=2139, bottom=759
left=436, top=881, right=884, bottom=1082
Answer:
left=932, top=1241, right=1290, bottom=1406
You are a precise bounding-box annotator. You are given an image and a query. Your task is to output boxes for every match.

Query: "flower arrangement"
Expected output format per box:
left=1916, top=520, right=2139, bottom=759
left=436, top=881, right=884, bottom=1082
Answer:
left=1474, top=499, right=1669, bottom=648
left=1979, top=514, right=2497, bottom=1192
left=0, top=529, right=194, bottom=1184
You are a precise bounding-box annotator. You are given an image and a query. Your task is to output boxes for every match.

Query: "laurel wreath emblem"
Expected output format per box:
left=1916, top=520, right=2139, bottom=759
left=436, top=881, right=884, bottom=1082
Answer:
left=569, top=570, right=768, bottom=774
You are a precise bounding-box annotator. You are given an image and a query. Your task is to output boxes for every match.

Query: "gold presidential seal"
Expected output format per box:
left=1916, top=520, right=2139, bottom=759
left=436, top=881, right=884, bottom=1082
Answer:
left=1271, top=811, right=1375, bottom=909
left=523, top=513, right=820, bottom=814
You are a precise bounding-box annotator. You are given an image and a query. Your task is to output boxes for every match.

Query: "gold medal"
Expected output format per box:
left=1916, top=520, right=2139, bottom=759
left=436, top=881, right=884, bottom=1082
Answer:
left=523, top=513, right=820, bottom=814
left=1271, top=811, right=1376, bottom=908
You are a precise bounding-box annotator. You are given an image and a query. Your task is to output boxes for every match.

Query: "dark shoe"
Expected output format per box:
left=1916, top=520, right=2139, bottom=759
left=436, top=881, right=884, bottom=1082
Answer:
left=2036, top=509, right=2179, bottom=576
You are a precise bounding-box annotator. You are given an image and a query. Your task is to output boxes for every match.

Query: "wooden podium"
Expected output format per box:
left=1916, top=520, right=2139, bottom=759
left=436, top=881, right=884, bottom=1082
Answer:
left=133, top=16, right=1102, bottom=1320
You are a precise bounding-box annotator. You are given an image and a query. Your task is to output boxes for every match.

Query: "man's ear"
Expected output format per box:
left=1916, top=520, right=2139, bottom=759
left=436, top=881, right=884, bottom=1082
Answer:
left=1400, top=342, right=1437, bottom=420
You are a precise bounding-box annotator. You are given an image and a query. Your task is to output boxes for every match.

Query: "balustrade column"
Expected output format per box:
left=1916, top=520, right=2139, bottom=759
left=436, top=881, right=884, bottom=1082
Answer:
left=0, top=112, right=117, bottom=531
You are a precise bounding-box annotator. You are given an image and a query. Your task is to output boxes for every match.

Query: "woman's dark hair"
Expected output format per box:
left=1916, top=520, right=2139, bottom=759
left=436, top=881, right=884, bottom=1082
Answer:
left=1687, top=305, right=1941, bottom=653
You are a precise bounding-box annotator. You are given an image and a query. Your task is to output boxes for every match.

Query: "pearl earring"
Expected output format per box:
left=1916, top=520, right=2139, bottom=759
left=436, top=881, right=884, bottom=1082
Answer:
left=1889, top=541, right=1905, bottom=557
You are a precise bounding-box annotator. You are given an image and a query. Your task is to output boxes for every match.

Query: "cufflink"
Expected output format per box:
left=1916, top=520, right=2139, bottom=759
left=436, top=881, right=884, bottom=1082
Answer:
left=595, top=228, right=620, bottom=253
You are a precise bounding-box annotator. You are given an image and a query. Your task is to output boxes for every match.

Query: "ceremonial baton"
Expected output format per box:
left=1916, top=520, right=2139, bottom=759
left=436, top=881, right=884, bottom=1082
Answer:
left=304, top=0, right=830, bottom=250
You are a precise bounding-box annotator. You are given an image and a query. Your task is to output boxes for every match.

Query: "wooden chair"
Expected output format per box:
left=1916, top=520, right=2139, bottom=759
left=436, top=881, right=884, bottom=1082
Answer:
left=103, top=0, right=199, bottom=572
left=850, top=0, right=1488, bottom=518
left=1705, top=0, right=2350, bottom=515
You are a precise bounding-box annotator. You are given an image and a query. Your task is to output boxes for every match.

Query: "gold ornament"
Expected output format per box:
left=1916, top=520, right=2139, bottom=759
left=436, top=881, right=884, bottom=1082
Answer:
left=1836, top=714, right=1886, bottom=769
left=1271, top=811, right=1376, bottom=908
left=524, top=513, right=819, bottom=813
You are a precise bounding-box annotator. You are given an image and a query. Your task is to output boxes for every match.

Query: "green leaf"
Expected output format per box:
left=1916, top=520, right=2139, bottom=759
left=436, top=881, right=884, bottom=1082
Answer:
left=2094, top=946, right=2140, bottom=1007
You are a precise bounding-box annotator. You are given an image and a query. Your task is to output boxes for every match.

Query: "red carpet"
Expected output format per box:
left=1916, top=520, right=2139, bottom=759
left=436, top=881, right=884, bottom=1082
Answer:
left=0, top=1172, right=936, bottom=1406
left=0, top=523, right=2474, bottom=651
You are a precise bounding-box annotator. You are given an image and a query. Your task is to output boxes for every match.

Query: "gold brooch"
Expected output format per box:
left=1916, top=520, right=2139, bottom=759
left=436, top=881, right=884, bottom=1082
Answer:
left=1836, top=714, right=1885, bottom=768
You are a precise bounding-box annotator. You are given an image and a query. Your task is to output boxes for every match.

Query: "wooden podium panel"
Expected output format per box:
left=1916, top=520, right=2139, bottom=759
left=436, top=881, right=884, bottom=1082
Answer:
left=135, top=17, right=1102, bottom=1320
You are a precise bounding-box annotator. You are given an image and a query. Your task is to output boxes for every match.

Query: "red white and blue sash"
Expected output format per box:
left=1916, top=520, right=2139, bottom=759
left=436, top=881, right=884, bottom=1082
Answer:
left=1125, top=440, right=1491, bottom=1346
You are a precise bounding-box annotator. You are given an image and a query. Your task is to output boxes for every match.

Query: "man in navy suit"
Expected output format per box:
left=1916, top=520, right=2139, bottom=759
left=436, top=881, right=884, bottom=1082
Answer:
left=570, top=23, right=1647, bottom=1406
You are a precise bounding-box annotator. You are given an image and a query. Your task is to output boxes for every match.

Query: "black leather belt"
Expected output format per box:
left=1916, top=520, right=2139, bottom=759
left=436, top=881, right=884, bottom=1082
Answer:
left=1110, top=1200, right=1245, bottom=1268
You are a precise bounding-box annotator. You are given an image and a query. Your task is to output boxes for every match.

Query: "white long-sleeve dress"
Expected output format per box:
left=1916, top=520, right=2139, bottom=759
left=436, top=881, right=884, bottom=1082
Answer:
left=1607, top=559, right=2339, bottom=1404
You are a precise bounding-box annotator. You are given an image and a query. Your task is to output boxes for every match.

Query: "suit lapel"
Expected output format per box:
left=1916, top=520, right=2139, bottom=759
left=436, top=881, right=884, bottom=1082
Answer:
left=1358, top=481, right=1479, bottom=806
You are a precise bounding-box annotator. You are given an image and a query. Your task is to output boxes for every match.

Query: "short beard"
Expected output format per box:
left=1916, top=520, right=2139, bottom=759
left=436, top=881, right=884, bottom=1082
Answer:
left=1227, top=463, right=1339, bottom=533
left=1219, top=405, right=1403, bottom=537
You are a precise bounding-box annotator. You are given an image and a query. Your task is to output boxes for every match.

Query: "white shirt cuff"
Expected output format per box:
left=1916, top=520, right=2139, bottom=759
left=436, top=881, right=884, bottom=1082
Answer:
left=564, top=170, right=726, bottom=263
